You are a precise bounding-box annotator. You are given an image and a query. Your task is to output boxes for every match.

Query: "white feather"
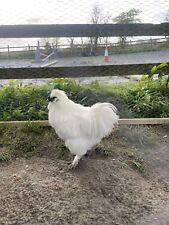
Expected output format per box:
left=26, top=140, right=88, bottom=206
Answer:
left=48, top=89, right=119, bottom=161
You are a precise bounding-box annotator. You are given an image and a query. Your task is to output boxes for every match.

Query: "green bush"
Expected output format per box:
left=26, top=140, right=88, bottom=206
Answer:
left=0, top=72, right=168, bottom=121
left=0, top=81, right=48, bottom=121
left=126, top=83, right=169, bottom=117
left=124, top=64, right=169, bottom=118
left=0, top=78, right=131, bottom=121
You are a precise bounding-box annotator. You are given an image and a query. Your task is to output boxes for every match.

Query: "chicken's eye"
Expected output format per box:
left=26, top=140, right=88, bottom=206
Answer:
left=48, top=96, right=58, bottom=102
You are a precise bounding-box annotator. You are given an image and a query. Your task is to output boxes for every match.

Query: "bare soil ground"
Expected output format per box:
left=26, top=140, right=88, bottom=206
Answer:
left=138, top=126, right=169, bottom=225
left=0, top=126, right=169, bottom=225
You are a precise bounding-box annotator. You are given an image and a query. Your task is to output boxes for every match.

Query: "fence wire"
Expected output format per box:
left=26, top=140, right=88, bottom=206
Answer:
left=0, top=1, right=169, bottom=81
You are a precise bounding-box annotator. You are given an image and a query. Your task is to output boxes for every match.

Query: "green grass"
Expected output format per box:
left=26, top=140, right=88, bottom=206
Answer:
left=0, top=125, right=149, bottom=175
left=0, top=41, right=169, bottom=60
left=0, top=51, right=35, bottom=60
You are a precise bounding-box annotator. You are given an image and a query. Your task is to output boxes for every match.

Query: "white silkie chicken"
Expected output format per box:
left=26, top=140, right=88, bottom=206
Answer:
left=48, top=89, right=119, bottom=168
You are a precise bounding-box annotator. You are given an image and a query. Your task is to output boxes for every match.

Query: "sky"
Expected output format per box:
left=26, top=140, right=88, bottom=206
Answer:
left=0, top=0, right=168, bottom=46
left=0, top=0, right=168, bottom=25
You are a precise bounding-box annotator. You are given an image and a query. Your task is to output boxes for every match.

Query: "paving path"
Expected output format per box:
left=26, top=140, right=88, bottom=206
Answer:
left=0, top=50, right=169, bottom=68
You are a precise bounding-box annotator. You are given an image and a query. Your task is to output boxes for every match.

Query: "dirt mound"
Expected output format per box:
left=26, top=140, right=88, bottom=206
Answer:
left=0, top=126, right=169, bottom=225
left=0, top=157, right=168, bottom=225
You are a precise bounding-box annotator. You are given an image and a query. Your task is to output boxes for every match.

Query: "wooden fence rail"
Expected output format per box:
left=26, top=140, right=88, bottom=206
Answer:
left=0, top=23, right=169, bottom=38
left=1, top=63, right=169, bottom=79
left=0, top=118, right=169, bottom=127
left=0, top=37, right=168, bottom=53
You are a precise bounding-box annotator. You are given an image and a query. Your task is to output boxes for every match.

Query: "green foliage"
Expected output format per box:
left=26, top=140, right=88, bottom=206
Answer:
left=0, top=127, right=71, bottom=161
left=0, top=51, right=35, bottom=60
left=0, top=81, right=48, bottom=121
left=0, top=152, right=11, bottom=162
left=0, top=127, right=42, bottom=159
left=126, top=87, right=169, bottom=117
left=95, top=144, right=113, bottom=157
left=148, top=63, right=169, bottom=87
left=0, top=78, right=131, bottom=121
left=21, top=122, right=44, bottom=134
left=0, top=72, right=168, bottom=122
left=113, top=8, right=142, bottom=46
left=0, top=126, right=147, bottom=166
left=130, top=160, right=145, bottom=173
left=113, top=8, right=142, bottom=24
left=124, top=64, right=169, bottom=118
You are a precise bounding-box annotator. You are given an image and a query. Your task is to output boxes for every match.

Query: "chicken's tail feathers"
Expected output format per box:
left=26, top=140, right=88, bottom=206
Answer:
left=91, top=102, right=119, bottom=117
left=102, top=102, right=118, bottom=114
left=90, top=102, right=119, bottom=139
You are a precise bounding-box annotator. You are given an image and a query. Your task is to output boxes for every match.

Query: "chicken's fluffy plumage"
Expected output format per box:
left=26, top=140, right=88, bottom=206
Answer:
left=48, top=89, right=119, bottom=167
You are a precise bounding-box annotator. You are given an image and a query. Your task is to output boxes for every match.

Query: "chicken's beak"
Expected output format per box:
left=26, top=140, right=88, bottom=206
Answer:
left=48, top=96, right=52, bottom=102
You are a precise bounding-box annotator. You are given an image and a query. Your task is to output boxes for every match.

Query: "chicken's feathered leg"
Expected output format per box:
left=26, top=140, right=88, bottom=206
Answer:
left=69, top=155, right=81, bottom=169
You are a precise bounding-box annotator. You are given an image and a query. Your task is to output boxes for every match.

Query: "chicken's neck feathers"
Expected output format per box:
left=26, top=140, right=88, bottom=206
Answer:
left=51, top=98, right=86, bottom=113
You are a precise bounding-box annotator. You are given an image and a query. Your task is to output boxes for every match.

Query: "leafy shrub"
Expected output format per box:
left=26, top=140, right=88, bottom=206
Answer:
left=0, top=78, right=130, bottom=121
left=0, top=71, right=168, bottom=121
left=0, top=81, right=48, bottom=121
left=147, top=63, right=169, bottom=87
left=125, top=63, right=169, bottom=118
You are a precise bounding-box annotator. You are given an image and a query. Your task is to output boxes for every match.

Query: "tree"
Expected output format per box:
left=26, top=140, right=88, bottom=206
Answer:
left=52, top=38, right=60, bottom=48
left=113, top=8, right=141, bottom=46
left=163, top=10, right=169, bottom=39
left=89, top=3, right=111, bottom=53
left=90, top=4, right=102, bottom=52
left=113, top=8, right=141, bottom=24
left=165, top=9, right=169, bottom=22
left=67, top=38, right=75, bottom=49
left=67, top=38, right=75, bottom=56
left=101, top=12, right=112, bottom=45
left=40, top=38, right=60, bottom=48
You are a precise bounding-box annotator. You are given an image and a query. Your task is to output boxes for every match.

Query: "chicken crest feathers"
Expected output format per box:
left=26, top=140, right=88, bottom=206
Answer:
left=50, top=89, right=68, bottom=100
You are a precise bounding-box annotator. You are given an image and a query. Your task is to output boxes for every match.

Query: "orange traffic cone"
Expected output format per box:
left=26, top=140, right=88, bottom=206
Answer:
left=104, top=47, right=109, bottom=62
